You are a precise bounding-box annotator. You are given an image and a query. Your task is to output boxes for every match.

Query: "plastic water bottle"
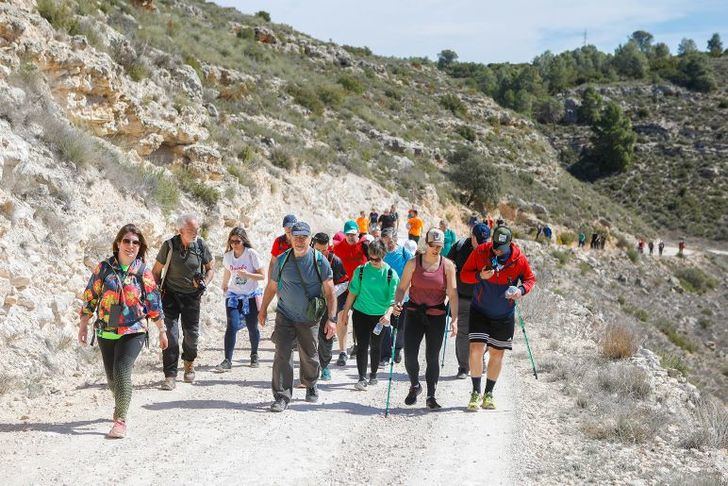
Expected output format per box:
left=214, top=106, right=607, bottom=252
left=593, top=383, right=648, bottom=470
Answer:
left=373, top=322, right=384, bottom=335
left=505, top=286, right=519, bottom=299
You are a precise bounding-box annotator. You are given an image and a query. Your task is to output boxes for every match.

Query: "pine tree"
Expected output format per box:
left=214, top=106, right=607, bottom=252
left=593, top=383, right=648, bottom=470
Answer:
left=707, top=33, right=723, bottom=57
left=578, top=86, right=603, bottom=125
left=589, top=102, right=636, bottom=173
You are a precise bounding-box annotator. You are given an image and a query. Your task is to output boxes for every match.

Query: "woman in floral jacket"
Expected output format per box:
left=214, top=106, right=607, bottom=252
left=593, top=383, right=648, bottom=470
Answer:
left=78, top=223, right=166, bottom=439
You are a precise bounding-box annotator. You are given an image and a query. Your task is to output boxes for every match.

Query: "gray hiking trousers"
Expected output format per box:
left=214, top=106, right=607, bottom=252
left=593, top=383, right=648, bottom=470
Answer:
left=271, top=312, right=320, bottom=402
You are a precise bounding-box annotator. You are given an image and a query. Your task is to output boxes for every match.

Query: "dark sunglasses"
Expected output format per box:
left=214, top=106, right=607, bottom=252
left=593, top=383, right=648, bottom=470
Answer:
left=121, top=238, right=140, bottom=246
left=427, top=243, right=442, bottom=248
left=230, top=239, right=243, bottom=245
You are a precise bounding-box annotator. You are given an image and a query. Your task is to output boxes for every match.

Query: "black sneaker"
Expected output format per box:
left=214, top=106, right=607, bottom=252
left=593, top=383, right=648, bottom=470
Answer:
left=270, top=398, right=288, bottom=412
left=404, top=384, right=422, bottom=405
left=354, top=379, right=368, bottom=391
left=426, top=396, right=442, bottom=410
left=250, top=353, right=259, bottom=368
left=305, top=386, right=319, bottom=403
left=336, top=352, right=348, bottom=366
left=369, top=374, right=378, bottom=386
left=394, top=350, right=402, bottom=363
left=455, top=368, right=468, bottom=379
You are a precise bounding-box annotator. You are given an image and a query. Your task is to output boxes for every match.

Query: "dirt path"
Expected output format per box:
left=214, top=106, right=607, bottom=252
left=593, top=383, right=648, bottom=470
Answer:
left=0, top=318, right=519, bottom=485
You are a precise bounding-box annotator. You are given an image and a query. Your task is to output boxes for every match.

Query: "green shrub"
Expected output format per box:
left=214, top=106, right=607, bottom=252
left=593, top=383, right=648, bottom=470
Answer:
left=173, top=167, right=220, bottom=207
left=627, top=248, right=639, bottom=263
left=658, top=322, right=697, bottom=352
left=316, top=84, right=344, bottom=108
left=551, top=249, right=571, bottom=266
left=455, top=125, right=476, bottom=142
left=384, top=88, right=403, bottom=101
left=660, top=353, right=689, bottom=375
left=270, top=147, right=295, bottom=170
left=127, top=61, right=149, bottom=82
left=439, top=94, right=467, bottom=117
left=718, top=99, right=728, bottom=109
left=674, top=267, right=717, bottom=294
left=342, top=45, right=372, bottom=56
left=557, top=230, right=577, bottom=246
left=37, top=0, right=78, bottom=33
left=337, top=74, right=365, bottom=94
left=286, top=84, right=324, bottom=115
left=255, top=10, right=271, bottom=22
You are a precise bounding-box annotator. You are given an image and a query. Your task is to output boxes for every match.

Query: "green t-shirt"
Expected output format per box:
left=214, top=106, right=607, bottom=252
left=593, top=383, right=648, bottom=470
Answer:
left=349, top=262, right=399, bottom=316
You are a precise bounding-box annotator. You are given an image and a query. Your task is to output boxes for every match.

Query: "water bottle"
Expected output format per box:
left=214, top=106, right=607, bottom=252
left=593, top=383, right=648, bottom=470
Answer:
left=373, top=322, right=383, bottom=335
left=505, top=286, right=519, bottom=299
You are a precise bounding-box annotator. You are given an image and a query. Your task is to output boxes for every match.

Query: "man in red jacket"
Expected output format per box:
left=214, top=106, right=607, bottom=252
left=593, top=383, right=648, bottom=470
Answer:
left=333, top=220, right=369, bottom=365
left=460, top=225, right=535, bottom=411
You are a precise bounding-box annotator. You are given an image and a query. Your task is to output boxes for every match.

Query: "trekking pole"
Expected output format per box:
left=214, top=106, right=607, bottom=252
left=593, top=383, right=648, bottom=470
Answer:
left=515, top=303, right=538, bottom=380
left=385, top=314, right=399, bottom=418
left=441, top=313, right=450, bottom=369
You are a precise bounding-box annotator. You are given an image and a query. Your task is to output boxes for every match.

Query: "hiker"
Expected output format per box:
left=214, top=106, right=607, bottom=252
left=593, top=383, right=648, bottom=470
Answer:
left=79, top=224, right=166, bottom=439
left=259, top=221, right=336, bottom=412
left=637, top=239, right=645, bottom=254
left=407, top=209, right=424, bottom=243
left=578, top=232, right=586, bottom=248
left=369, top=224, right=382, bottom=240
left=380, top=227, right=414, bottom=364
left=440, top=219, right=457, bottom=257
left=658, top=240, right=665, bottom=256
left=152, top=213, right=214, bottom=390
left=648, top=241, right=654, bottom=255
left=369, top=207, right=379, bottom=226
left=356, top=211, right=369, bottom=238
left=339, top=240, right=399, bottom=391
left=485, top=213, right=494, bottom=229
left=391, top=204, right=400, bottom=232
left=447, top=223, right=490, bottom=379
left=271, top=214, right=296, bottom=258
left=678, top=239, right=686, bottom=256
left=468, top=214, right=479, bottom=228
left=461, top=225, right=536, bottom=411
left=543, top=224, right=553, bottom=244
left=535, top=224, right=543, bottom=241
left=378, top=208, right=397, bottom=232
left=333, top=220, right=369, bottom=365
left=393, top=228, right=459, bottom=410
left=311, top=232, right=349, bottom=381
left=215, top=227, right=264, bottom=373
left=590, top=232, right=598, bottom=249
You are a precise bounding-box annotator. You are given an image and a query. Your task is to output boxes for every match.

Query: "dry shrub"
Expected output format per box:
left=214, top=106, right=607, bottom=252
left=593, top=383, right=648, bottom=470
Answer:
left=600, top=322, right=641, bottom=359
left=680, top=397, right=728, bottom=450
left=596, top=363, right=651, bottom=399
left=583, top=406, right=662, bottom=443
left=0, top=372, right=15, bottom=397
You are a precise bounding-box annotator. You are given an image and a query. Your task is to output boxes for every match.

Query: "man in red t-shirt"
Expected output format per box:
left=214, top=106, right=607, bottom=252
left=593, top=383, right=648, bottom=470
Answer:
left=267, top=214, right=296, bottom=277
left=333, top=220, right=369, bottom=365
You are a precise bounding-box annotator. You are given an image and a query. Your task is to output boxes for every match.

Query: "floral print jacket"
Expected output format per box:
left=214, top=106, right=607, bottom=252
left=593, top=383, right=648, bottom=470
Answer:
left=80, top=257, right=163, bottom=335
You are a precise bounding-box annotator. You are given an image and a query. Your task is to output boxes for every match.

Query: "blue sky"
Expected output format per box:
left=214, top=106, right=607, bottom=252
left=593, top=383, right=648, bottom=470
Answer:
left=214, top=1, right=727, bottom=63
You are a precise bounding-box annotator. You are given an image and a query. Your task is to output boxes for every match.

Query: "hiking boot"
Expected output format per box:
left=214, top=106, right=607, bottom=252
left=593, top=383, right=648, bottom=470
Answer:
left=270, top=398, right=288, bottom=413
left=305, top=386, right=319, bottom=403
left=250, top=353, right=259, bottom=368
left=481, top=392, right=496, bottom=410
left=368, top=374, right=378, bottom=386
left=394, top=350, right=402, bottom=364
left=160, top=377, right=176, bottom=390
left=404, top=384, right=422, bottom=406
left=426, top=396, right=442, bottom=410
left=320, top=367, right=332, bottom=381
left=467, top=391, right=481, bottom=411
left=214, top=359, right=232, bottom=373
left=106, top=419, right=126, bottom=439
left=456, top=368, right=469, bottom=380
left=354, top=379, right=368, bottom=391
left=183, top=360, right=195, bottom=383
left=336, top=352, right=348, bottom=366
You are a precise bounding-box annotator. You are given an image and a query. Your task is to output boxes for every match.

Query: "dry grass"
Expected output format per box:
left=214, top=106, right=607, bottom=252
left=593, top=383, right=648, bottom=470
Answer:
left=600, top=322, right=641, bottom=359
left=596, top=363, right=651, bottom=399
left=0, top=372, right=15, bottom=397
left=583, top=406, right=663, bottom=443
left=680, top=397, right=728, bottom=450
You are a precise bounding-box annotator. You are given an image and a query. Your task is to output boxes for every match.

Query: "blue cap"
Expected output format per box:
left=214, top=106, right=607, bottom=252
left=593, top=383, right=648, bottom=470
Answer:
left=472, top=223, right=490, bottom=244
left=282, top=214, right=297, bottom=228
left=291, top=221, right=311, bottom=237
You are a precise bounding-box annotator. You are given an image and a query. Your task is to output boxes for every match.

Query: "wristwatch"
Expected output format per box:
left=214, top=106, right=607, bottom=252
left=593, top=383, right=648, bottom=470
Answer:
left=328, top=316, right=337, bottom=323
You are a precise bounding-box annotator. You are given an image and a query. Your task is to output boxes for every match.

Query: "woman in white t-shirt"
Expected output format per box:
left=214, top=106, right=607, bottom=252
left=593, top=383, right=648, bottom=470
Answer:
left=215, top=227, right=265, bottom=372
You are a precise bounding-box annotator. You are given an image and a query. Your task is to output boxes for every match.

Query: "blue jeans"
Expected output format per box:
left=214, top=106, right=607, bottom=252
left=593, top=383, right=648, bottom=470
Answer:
left=225, top=297, right=260, bottom=362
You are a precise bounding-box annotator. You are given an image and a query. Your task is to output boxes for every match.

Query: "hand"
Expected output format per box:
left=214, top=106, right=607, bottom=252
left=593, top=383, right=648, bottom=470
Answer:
left=325, top=321, right=336, bottom=339
left=392, top=302, right=403, bottom=317
left=258, top=309, right=267, bottom=328
left=449, top=318, right=458, bottom=337
left=505, top=286, right=523, bottom=301
left=480, top=268, right=495, bottom=280
left=378, top=315, right=390, bottom=326
left=159, top=330, right=169, bottom=350
left=237, top=269, right=251, bottom=279
left=78, top=322, right=88, bottom=345
left=337, top=312, right=348, bottom=328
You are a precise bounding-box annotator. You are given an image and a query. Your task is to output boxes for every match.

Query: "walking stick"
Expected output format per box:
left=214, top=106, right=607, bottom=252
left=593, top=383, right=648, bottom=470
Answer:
left=515, top=303, right=538, bottom=380
left=441, top=312, right=450, bottom=369
left=385, top=314, right=399, bottom=418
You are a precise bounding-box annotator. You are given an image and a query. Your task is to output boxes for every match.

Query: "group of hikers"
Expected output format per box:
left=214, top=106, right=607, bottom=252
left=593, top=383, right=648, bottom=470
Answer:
left=637, top=238, right=685, bottom=256
left=78, top=210, right=535, bottom=438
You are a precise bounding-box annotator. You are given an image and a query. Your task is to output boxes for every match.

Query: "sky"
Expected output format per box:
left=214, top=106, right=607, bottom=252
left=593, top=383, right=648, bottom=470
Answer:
left=213, top=0, right=727, bottom=63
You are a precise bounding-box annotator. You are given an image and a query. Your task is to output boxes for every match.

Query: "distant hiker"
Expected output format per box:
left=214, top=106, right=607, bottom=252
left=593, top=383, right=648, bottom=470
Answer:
left=658, top=240, right=665, bottom=256
left=391, top=204, right=400, bottom=232
left=407, top=209, right=424, bottom=243
left=439, top=219, right=457, bottom=257
left=339, top=240, right=399, bottom=391
left=152, top=213, right=214, bottom=390
left=648, top=241, right=654, bottom=255
left=271, top=214, right=296, bottom=259
left=333, top=220, right=369, bottom=365
left=312, top=232, right=349, bottom=381
left=79, top=224, right=166, bottom=439
left=485, top=214, right=494, bottom=229
left=461, top=225, right=536, bottom=411
left=378, top=208, right=397, bottom=231
left=215, top=227, right=264, bottom=373
left=535, top=224, right=543, bottom=241
left=447, top=223, right=491, bottom=380
left=468, top=214, right=479, bottom=228
left=259, top=221, right=336, bottom=412
left=356, top=211, right=369, bottom=238
left=543, top=224, right=553, bottom=243
left=381, top=227, right=414, bottom=364
left=678, top=239, right=686, bottom=256
left=369, top=208, right=379, bottom=226
left=495, top=218, right=505, bottom=228
left=638, top=239, right=645, bottom=254
left=590, top=232, right=598, bottom=249
left=369, top=224, right=381, bottom=240
left=393, top=228, right=459, bottom=410
left=578, top=232, right=586, bottom=248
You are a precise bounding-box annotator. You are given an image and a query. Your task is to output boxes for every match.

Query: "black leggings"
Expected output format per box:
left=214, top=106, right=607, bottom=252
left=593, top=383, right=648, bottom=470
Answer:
left=352, top=309, right=383, bottom=380
left=404, top=309, right=446, bottom=397
left=98, top=332, right=146, bottom=420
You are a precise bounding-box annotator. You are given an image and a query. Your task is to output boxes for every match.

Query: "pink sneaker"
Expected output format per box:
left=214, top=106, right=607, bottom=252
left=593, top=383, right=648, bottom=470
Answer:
left=106, top=419, right=126, bottom=439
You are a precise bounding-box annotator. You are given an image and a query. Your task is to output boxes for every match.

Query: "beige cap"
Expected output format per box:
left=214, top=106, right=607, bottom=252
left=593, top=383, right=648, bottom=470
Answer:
left=426, top=228, right=444, bottom=246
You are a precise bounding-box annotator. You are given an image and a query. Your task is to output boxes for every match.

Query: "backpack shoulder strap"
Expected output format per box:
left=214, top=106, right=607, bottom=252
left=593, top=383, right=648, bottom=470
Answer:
left=387, top=268, right=393, bottom=287
left=160, top=238, right=174, bottom=289
left=313, top=250, right=323, bottom=284
left=277, top=249, right=292, bottom=282
left=358, top=265, right=364, bottom=285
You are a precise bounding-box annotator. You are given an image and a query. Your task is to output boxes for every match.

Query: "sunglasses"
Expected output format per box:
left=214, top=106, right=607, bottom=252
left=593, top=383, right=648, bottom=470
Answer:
left=230, top=239, right=243, bottom=245
left=121, top=238, right=140, bottom=246
left=427, top=243, right=442, bottom=248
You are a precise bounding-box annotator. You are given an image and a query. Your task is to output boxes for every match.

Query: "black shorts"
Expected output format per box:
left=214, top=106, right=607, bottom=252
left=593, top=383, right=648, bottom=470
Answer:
left=336, top=291, right=348, bottom=313
left=468, top=307, right=515, bottom=350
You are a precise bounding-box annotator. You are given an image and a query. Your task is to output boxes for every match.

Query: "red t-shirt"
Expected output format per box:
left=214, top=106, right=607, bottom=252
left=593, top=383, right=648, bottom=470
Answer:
left=333, top=239, right=367, bottom=279
left=271, top=234, right=291, bottom=257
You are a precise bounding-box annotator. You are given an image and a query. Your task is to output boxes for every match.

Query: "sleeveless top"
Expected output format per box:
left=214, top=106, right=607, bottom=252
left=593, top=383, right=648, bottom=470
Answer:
left=408, top=254, right=447, bottom=316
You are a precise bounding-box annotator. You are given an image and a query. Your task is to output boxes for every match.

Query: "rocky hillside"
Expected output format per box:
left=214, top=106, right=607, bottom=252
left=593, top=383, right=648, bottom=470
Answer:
left=543, top=59, right=728, bottom=241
